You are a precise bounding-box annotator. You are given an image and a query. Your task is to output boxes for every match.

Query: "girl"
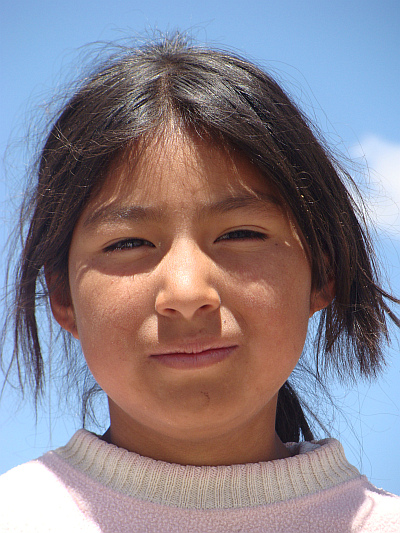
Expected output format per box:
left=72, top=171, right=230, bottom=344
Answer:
left=1, top=35, right=399, bottom=532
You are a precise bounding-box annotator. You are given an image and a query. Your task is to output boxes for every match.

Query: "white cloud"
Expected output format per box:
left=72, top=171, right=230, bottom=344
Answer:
left=350, top=135, right=400, bottom=231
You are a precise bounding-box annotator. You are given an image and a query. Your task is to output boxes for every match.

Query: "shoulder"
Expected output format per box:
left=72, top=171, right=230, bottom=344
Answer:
left=307, top=439, right=400, bottom=532
left=350, top=479, right=400, bottom=532
left=0, top=454, right=99, bottom=532
left=0, top=457, right=62, bottom=499
left=287, top=439, right=400, bottom=531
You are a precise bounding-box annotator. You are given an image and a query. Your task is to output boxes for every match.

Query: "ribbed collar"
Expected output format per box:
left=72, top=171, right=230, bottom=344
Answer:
left=54, top=429, right=360, bottom=509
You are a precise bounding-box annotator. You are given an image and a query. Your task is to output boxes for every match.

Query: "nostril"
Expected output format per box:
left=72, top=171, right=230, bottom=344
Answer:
left=155, top=291, right=221, bottom=319
left=200, top=303, right=215, bottom=311
left=163, top=307, right=179, bottom=316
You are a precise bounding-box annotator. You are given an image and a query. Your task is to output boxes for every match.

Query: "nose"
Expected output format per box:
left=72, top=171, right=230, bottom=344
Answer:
left=155, top=240, right=221, bottom=320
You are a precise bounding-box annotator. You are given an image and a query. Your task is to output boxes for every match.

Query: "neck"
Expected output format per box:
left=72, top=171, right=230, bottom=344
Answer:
left=104, top=400, right=291, bottom=466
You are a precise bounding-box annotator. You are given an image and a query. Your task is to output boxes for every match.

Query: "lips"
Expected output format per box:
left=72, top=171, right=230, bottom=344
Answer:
left=150, top=343, right=238, bottom=369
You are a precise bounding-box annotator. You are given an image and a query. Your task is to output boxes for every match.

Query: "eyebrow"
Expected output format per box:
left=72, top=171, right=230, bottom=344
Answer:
left=81, top=192, right=281, bottom=230
left=205, top=193, right=281, bottom=216
left=82, top=205, right=163, bottom=228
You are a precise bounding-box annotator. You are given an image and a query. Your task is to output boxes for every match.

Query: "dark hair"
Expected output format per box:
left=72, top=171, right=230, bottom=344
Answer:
left=2, top=34, right=399, bottom=442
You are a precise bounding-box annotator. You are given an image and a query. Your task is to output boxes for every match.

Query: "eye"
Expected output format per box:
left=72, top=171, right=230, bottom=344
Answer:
left=104, top=238, right=155, bottom=252
left=216, top=229, right=268, bottom=242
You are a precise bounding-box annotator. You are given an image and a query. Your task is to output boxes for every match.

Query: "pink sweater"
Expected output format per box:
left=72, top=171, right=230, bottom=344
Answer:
left=0, top=429, right=399, bottom=532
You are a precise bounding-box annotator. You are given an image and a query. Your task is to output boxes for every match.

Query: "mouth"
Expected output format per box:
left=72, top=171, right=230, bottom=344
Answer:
left=150, top=343, right=238, bottom=369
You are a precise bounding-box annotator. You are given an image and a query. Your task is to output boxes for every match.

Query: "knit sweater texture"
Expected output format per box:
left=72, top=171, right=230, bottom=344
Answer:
left=0, top=429, right=399, bottom=532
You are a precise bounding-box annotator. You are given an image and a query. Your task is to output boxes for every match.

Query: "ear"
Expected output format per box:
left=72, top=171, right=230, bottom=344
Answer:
left=45, top=269, right=79, bottom=339
left=309, top=277, right=335, bottom=317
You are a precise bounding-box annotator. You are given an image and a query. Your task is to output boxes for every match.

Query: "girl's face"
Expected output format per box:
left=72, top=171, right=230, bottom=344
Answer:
left=52, top=130, right=329, bottom=465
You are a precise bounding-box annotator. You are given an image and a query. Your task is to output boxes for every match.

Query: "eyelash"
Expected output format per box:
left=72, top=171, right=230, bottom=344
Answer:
left=216, top=229, right=267, bottom=242
left=104, top=239, right=155, bottom=252
left=104, top=230, right=267, bottom=253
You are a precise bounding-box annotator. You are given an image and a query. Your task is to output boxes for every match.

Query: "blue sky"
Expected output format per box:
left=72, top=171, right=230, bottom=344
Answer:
left=1, top=0, right=399, bottom=494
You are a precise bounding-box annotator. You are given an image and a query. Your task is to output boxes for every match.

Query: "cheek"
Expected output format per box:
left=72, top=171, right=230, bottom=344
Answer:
left=69, top=272, right=156, bottom=397
left=233, top=248, right=312, bottom=316
left=70, top=270, right=152, bottom=348
left=229, top=250, right=312, bottom=354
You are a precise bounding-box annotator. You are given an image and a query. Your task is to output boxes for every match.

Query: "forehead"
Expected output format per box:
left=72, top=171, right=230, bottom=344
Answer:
left=87, top=129, right=282, bottom=214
